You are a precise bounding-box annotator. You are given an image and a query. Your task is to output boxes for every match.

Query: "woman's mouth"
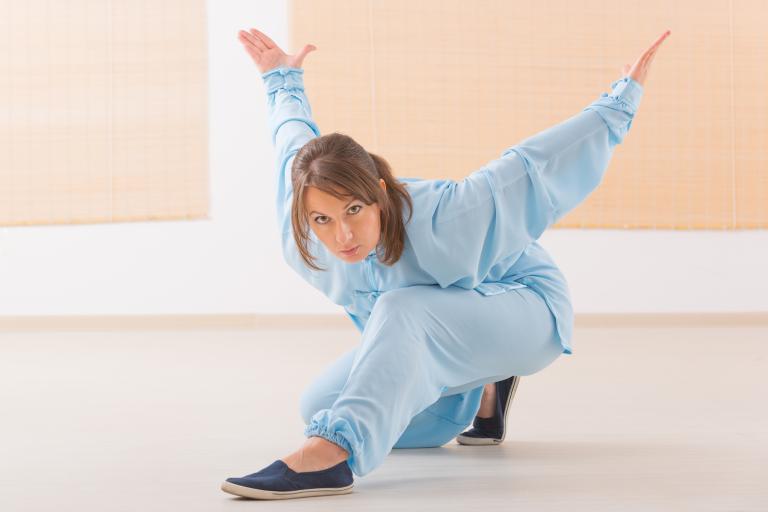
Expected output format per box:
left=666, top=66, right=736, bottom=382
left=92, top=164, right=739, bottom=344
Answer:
left=340, top=245, right=360, bottom=256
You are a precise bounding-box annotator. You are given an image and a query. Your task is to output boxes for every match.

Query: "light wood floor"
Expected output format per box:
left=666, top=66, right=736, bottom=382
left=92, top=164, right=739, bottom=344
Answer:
left=1, top=323, right=766, bottom=511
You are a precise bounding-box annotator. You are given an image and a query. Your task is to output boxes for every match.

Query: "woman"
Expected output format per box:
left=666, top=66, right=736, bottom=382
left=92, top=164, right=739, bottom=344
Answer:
left=223, top=27, right=671, bottom=500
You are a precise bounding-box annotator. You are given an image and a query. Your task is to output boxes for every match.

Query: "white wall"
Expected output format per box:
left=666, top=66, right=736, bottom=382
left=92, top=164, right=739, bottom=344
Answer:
left=0, top=0, right=765, bottom=316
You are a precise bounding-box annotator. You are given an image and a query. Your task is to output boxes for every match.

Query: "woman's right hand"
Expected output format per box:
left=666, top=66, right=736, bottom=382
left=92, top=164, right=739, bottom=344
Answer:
left=237, top=28, right=317, bottom=74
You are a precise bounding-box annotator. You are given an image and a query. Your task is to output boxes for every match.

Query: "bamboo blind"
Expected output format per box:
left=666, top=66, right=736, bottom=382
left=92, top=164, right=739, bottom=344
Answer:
left=0, top=0, right=209, bottom=226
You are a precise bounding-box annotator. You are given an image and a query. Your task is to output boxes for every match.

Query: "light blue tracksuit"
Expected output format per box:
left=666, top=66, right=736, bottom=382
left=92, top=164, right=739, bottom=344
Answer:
left=260, top=66, right=643, bottom=477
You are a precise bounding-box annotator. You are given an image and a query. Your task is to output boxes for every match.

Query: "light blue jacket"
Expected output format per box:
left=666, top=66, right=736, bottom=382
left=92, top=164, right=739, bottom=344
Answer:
left=260, top=66, right=644, bottom=356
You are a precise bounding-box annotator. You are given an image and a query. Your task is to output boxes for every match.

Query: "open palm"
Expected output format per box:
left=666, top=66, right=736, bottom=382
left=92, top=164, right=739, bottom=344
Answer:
left=237, top=28, right=316, bottom=74
left=621, top=30, right=671, bottom=87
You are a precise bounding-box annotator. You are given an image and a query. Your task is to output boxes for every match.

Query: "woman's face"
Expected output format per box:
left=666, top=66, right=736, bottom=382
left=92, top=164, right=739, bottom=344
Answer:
left=304, top=181, right=386, bottom=263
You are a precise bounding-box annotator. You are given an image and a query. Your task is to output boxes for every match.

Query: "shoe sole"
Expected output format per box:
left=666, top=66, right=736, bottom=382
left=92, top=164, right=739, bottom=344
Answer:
left=454, top=434, right=502, bottom=446
left=221, top=480, right=354, bottom=500
left=456, top=375, right=520, bottom=446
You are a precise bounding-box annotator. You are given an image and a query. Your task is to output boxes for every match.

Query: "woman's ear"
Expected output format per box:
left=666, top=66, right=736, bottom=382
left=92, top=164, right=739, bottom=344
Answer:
left=379, top=178, right=387, bottom=192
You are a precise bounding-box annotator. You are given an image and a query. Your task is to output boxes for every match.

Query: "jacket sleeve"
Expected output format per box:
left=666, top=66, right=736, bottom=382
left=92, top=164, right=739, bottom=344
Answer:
left=414, top=76, right=644, bottom=288
left=260, top=66, right=351, bottom=303
left=261, top=66, right=320, bottom=235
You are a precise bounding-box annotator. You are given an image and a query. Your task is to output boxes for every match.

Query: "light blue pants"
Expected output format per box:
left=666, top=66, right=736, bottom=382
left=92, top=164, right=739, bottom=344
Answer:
left=301, top=284, right=563, bottom=477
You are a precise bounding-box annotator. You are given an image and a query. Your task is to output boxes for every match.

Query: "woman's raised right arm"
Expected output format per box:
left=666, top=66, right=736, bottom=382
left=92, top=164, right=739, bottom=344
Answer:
left=238, top=29, right=350, bottom=301
left=259, top=68, right=353, bottom=302
left=237, top=28, right=318, bottom=234
left=260, top=66, right=320, bottom=234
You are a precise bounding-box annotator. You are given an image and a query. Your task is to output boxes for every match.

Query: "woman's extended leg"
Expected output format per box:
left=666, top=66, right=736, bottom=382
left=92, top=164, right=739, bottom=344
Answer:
left=299, top=346, right=487, bottom=449
left=303, top=284, right=563, bottom=477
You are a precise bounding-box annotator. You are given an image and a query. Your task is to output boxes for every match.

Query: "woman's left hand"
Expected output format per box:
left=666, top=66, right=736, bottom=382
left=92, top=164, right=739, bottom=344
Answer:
left=621, top=29, right=671, bottom=87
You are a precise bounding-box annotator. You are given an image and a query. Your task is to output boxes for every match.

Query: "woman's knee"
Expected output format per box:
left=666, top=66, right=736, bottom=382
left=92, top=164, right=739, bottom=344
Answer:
left=518, top=333, right=563, bottom=376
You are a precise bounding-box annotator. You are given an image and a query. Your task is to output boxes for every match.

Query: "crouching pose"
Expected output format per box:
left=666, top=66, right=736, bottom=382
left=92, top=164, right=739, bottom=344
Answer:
left=222, top=27, right=670, bottom=500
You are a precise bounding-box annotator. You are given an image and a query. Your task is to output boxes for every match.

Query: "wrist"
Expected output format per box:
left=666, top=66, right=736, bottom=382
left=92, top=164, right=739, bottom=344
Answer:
left=608, top=75, right=644, bottom=113
left=261, top=66, right=303, bottom=79
left=261, top=67, right=306, bottom=94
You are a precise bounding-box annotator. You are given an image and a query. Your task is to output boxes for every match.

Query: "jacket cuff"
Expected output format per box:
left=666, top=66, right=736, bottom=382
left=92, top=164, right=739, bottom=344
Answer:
left=261, top=66, right=306, bottom=94
left=604, top=75, right=644, bottom=114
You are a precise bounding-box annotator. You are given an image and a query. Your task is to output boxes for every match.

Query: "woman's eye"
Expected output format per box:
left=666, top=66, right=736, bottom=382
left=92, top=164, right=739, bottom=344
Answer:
left=313, top=205, right=360, bottom=224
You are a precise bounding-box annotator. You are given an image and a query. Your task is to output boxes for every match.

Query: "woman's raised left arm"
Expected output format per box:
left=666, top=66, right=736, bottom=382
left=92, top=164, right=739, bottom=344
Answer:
left=488, top=30, right=671, bottom=233
left=412, top=31, right=671, bottom=288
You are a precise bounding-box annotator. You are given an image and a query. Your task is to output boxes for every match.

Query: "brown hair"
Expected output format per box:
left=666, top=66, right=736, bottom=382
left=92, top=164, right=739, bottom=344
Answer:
left=289, top=132, right=413, bottom=271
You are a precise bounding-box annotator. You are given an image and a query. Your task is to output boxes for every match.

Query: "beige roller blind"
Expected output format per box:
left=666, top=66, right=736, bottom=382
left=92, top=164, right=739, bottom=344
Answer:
left=290, top=0, right=767, bottom=230
left=0, top=0, right=209, bottom=227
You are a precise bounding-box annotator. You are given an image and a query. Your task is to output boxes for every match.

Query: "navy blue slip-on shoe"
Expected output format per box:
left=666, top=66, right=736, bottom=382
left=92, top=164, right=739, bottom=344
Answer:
left=221, top=459, right=354, bottom=500
left=456, top=375, right=520, bottom=445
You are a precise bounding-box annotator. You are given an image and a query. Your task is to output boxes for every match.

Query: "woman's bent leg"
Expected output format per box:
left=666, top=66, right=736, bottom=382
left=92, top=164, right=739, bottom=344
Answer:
left=303, top=285, right=563, bottom=477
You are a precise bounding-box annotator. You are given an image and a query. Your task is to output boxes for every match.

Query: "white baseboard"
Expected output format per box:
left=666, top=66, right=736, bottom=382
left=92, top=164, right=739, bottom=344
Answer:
left=0, top=312, right=766, bottom=331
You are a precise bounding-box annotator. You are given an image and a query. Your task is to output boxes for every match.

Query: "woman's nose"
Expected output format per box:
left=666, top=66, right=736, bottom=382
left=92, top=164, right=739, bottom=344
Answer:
left=336, top=222, right=353, bottom=243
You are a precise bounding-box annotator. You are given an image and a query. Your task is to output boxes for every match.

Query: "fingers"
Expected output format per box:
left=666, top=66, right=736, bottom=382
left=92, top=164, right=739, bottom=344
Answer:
left=644, top=38, right=664, bottom=65
left=633, top=29, right=669, bottom=73
left=650, top=30, right=670, bottom=48
left=237, top=31, right=265, bottom=67
left=237, top=28, right=277, bottom=52
left=250, top=28, right=277, bottom=49
left=649, top=30, right=670, bottom=51
left=249, top=28, right=272, bottom=50
left=240, top=40, right=262, bottom=63
left=239, top=29, right=267, bottom=51
left=238, top=30, right=262, bottom=51
left=643, top=29, right=670, bottom=60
